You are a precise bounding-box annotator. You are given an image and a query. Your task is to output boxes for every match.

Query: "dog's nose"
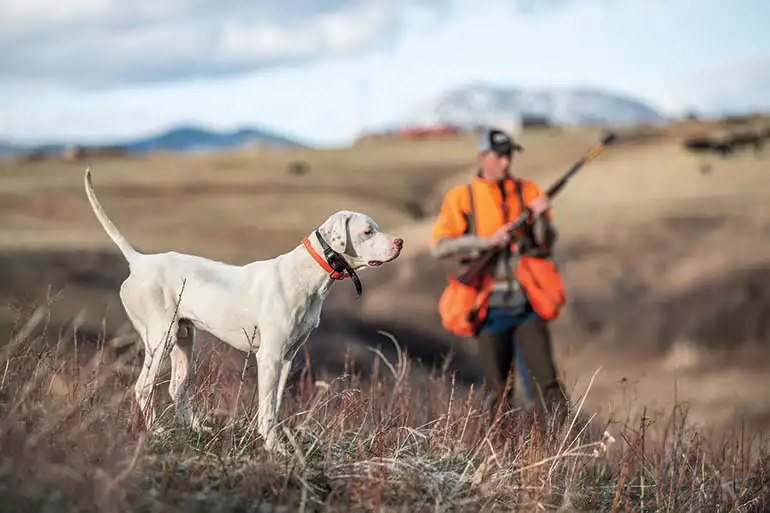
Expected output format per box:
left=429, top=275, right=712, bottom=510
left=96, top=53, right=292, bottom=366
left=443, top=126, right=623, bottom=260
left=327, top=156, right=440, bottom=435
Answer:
left=393, top=238, right=404, bottom=249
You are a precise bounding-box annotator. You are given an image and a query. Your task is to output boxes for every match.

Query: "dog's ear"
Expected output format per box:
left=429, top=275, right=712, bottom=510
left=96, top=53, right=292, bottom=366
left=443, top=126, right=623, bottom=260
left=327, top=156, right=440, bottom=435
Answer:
left=321, top=211, right=351, bottom=254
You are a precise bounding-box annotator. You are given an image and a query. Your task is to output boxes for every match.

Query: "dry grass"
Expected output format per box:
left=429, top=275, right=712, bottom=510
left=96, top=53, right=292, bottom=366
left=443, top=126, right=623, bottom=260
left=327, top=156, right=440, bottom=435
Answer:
left=1, top=306, right=768, bottom=513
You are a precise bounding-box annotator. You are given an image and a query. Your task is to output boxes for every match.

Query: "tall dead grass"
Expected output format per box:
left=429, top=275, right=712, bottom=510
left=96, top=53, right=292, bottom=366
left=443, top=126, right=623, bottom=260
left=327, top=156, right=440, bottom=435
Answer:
left=0, top=306, right=768, bottom=512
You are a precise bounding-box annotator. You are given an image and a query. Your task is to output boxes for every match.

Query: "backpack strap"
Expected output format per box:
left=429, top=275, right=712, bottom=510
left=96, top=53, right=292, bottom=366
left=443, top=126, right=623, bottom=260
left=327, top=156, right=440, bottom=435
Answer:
left=513, top=179, right=521, bottom=202
left=513, top=178, right=525, bottom=224
left=513, top=178, right=538, bottom=255
left=464, top=182, right=486, bottom=333
left=466, top=183, right=476, bottom=236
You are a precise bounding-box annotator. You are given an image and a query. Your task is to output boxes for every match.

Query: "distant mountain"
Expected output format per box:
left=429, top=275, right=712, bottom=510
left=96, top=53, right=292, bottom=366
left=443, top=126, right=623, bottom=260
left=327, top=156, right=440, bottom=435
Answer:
left=0, top=124, right=304, bottom=157
left=120, top=125, right=303, bottom=153
left=407, top=83, right=667, bottom=128
left=0, top=142, right=19, bottom=157
left=0, top=142, right=70, bottom=157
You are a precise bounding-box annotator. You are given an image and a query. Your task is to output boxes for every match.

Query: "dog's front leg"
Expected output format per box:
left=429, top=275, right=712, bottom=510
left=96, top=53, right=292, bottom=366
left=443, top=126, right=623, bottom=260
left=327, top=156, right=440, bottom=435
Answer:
left=274, top=359, right=292, bottom=421
left=256, top=348, right=284, bottom=453
left=274, top=335, right=308, bottom=419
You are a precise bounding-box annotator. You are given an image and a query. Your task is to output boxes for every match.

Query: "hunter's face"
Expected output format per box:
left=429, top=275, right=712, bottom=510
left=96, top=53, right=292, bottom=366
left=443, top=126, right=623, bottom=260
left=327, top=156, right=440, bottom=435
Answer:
left=479, top=150, right=511, bottom=181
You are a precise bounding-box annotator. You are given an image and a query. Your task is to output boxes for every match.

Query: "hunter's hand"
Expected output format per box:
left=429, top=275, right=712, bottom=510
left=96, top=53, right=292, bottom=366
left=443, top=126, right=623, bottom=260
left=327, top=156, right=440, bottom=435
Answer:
left=529, top=195, right=550, bottom=217
left=488, top=225, right=513, bottom=247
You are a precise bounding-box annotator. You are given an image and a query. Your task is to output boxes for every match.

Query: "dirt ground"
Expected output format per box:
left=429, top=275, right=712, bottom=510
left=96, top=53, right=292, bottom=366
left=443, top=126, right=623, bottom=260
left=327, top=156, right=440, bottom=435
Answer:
left=1, top=119, right=769, bottom=440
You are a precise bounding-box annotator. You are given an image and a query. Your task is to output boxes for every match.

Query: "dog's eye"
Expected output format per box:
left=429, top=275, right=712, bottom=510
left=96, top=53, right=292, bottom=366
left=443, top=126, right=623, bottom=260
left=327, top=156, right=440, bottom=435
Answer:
left=363, top=229, right=373, bottom=236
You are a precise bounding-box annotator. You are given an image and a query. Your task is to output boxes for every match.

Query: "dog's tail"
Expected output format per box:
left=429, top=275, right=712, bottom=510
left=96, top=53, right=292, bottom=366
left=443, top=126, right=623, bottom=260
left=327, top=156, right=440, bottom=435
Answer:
left=84, top=167, right=140, bottom=263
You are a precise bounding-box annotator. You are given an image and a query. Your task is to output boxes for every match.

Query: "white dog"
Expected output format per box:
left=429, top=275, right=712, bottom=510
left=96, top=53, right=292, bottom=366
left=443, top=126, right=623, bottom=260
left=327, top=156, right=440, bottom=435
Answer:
left=83, top=167, right=403, bottom=451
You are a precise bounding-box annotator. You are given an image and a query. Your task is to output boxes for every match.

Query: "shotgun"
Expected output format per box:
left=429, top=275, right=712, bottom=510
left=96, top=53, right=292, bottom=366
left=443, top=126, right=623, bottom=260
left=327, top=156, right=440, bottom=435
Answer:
left=456, top=132, right=617, bottom=286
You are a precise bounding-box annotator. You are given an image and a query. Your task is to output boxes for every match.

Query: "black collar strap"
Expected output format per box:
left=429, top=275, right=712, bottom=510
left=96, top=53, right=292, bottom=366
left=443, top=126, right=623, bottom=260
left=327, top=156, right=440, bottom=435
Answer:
left=313, top=229, right=363, bottom=298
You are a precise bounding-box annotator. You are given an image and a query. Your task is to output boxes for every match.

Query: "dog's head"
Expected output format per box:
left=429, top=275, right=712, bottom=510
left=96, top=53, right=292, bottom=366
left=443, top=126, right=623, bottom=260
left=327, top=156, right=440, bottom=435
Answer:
left=318, top=210, right=403, bottom=270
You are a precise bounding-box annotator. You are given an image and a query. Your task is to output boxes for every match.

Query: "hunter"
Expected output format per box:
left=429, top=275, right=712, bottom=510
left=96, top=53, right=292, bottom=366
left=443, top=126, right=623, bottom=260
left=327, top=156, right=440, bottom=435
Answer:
left=430, top=126, right=570, bottom=431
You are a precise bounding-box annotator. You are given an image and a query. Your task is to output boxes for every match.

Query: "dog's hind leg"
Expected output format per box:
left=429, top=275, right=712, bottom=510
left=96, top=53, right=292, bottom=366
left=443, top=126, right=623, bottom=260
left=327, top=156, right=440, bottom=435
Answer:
left=169, top=319, right=205, bottom=432
left=133, top=322, right=175, bottom=433
left=121, top=281, right=177, bottom=433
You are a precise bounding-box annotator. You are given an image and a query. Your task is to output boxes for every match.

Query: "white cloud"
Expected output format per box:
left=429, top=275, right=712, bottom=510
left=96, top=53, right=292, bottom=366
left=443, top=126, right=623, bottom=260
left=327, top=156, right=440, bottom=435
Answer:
left=666, top=56, right=770, bottom=116
left=0, top=0, right=604, bottom=90
left=0, top=0, right=451, bottom=89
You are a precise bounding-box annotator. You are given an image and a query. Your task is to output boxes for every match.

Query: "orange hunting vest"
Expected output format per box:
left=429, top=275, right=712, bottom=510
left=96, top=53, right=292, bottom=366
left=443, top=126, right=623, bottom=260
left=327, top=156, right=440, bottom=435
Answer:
left=431, top=174, right=566, bottom=337
left=431, top=174, right=544, bottom=243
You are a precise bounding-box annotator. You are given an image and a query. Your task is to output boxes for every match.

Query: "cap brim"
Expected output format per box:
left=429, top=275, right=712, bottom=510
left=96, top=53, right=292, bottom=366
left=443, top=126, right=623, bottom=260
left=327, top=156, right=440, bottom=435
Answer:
left=483, top=144, right=524, bottom=156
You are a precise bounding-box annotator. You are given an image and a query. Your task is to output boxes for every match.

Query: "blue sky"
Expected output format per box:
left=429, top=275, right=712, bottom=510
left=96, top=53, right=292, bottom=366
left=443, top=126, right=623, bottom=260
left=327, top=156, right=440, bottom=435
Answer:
left=1, top=0, right=768, bottom=146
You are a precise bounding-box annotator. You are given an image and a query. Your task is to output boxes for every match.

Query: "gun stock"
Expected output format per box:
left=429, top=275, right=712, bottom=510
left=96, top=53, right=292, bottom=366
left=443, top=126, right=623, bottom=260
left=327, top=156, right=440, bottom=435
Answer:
left=455, top=132, right=617, bottom=286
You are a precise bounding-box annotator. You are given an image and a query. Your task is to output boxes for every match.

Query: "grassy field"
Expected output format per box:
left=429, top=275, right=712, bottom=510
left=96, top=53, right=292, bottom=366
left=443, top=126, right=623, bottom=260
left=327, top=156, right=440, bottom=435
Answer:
left=1, top=308, right=768, bottom=512
left=1, top=118, right=770, bottom=511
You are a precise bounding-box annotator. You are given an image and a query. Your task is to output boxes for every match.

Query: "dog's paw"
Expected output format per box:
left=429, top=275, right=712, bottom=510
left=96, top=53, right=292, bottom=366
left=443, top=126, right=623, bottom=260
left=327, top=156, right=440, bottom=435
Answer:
left=262, top=430, right=290, bottom=456
left=265, top=438, right=290, bottom=457
left=150, top=425, right=169, bottom=437
left=190, top=422, right=214, bottom=435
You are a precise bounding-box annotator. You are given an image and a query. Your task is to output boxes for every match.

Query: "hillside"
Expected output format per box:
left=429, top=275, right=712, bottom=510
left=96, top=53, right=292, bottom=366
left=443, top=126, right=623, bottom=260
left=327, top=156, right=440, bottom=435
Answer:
left=2, top=118, right=769, bottom=405
left=2, top=118, right=770, bottom=510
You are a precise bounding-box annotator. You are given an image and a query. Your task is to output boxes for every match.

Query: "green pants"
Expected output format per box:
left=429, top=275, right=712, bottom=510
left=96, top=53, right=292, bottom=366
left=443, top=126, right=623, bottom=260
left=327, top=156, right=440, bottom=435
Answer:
left=476, top=314, right=569, bottom=431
